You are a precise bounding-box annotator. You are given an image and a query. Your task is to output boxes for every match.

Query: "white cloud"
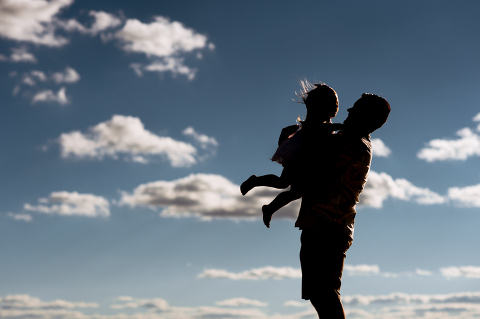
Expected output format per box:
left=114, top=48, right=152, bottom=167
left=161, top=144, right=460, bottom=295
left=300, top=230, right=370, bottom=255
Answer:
left=371, top=138, right=392, bottom=157
left=58, top=115, right=216, bottom=167
left=88, top=10, right=122, bottom=34
left=111, top=297, right=169, bottom=310
left=416, top=268, right=433, bottom=276
left=418, top=114, right=480, bottom=162
left=360, top=171, right=446, bottom=208
left=144, top=57, right=197, bottom=80
left=32, top=87, right=68, bottom=105
left=30, top=70, right=47, bottom=82
left=115, top=16, right=213, bottom=79
left=418, top=127, right=480, bottom=162
left=447, top=184, right=480, bottom=207
left=215, top=298, right=268, bottom=307
left=198, top=264, right=409, bottom=280
left=110, top=297, right=269, bottom=319
left=6, top=212, right=32, bottom=222
left=24, top=191, right=110, bottom=217
left=440, top=266, right=480, bottom=278
left=51, top=66, right=80, bottom=83
left=6, top=293, right=480, bottom=319
left=183, top=126, right=218, bottom=149
left=0, top=0, right=73, bottom=46
left=284, top=300, right=310, bottom=307
left=0, top=294, right=98, bottom=310
left=119, top=173, right=297, bottom=220
left=344, top=264, right=380, bottom=276
left=58, top=10, right=122, bottom=36
left=199, top=266, right=302, bottom=280
left=9, top=46, right=37, bottom=62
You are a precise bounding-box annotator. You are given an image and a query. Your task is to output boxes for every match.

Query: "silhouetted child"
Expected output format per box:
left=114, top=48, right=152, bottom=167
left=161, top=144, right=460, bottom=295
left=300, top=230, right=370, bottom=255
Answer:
left=241, top=81, right=341, bottom=228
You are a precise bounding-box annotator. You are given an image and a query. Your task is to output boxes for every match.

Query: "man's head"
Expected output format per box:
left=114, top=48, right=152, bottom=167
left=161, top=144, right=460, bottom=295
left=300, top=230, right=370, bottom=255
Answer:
left=344, top=93, right=390, bottom=135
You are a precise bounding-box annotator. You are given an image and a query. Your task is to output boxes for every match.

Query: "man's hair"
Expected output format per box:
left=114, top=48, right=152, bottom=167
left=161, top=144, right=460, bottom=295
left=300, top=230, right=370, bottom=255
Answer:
left=354, top=93, right=390, bottom=133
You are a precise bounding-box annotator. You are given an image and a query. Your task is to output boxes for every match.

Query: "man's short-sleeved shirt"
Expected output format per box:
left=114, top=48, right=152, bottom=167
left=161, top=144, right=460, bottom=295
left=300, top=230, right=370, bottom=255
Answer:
left=295, top=132, right=372, bottom=243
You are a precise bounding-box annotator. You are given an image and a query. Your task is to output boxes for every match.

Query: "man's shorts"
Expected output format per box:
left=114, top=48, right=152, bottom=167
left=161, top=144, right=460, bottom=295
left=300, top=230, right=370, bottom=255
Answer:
left=300, top=227, right=351, bottom=300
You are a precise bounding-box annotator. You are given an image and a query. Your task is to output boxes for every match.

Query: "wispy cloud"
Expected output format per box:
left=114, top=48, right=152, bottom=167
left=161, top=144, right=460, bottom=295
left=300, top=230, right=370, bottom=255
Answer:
left=215, top=298, right=268, bottom=307
left=58, top=10, right=122, bottom=36
left=57, top=115, right=217, bottom=167
left=32, top=87, right=68, bottom=105
left=418, top=113, right=480, bottom=162
left=198, top=266, right=302, bottom=280
left=5, top=212, right=32, bottom=222
left=24, top=191, right=110, bottom=217
left=51, top=66, right=80, bottom=84
left=198, top=264, right=417, bottom=280
left=0, top=47, right=37, bottom=63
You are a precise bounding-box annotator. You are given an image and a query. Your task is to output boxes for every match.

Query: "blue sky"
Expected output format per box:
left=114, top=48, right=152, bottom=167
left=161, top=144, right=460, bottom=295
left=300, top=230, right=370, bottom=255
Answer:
left=2, top=0, right=480, bottom=318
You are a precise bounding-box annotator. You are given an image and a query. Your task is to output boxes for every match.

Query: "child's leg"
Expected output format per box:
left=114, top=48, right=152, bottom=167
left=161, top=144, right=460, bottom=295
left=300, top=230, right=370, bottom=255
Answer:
left=262, top=189, right=301, bottom=228
left=240, top=172, right=290, bottom=196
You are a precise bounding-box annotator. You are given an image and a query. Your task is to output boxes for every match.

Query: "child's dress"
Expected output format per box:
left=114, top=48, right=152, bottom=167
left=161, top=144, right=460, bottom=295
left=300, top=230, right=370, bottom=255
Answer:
left=271, top=126, right=303, bottom=166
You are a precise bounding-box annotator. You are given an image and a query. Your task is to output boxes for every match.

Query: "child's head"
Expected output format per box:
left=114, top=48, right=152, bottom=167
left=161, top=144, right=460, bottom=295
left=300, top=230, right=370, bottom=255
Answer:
left=296, top=80, right=338, bottom=123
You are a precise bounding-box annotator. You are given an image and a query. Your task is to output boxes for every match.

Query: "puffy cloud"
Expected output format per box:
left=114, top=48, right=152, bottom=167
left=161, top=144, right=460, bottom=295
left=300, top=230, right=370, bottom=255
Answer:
left=215, top=298, right=268, bottom=307
left=58, top=115, right=216, bottom=167
left=32, top=87, right=68, bottom=105
left=418, top=128, right=480, bottom=162
left=87, top=10, right=122, bottom=34
left=24, top=191, right=110, bottom=217
left=119, top=173, right=298, bottom=220
left=440, top=266, right=480, bottom=279
left=6, top=212, right=32, bottom=222
left=418, top=114, right=480, bottom=162
left=115, top=16, right=214, bottom=80
left=0, top=0, right=73, bottom=46
left=360, top=171, right=446, bottom=208
left=51, top=66, right=80, bottom=83
left=447, top=184, right=480, bottom=207
left=371, top=138, right=391, bottom=157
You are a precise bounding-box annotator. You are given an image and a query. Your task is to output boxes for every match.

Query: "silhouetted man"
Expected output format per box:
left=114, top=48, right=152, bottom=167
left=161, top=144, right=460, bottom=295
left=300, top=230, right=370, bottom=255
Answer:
left=295, top=94, right=390, bottom=318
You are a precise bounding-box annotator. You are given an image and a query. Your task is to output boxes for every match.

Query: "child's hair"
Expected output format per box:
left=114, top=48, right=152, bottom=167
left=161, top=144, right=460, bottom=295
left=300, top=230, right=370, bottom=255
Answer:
left=294, top=80, right=338, bottom=125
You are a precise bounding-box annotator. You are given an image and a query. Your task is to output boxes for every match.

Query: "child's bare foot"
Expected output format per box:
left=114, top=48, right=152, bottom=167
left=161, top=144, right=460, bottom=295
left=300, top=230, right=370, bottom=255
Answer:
left=240, top=175, right=257, bottom=195
left=262, top=205, right=274, bottom=228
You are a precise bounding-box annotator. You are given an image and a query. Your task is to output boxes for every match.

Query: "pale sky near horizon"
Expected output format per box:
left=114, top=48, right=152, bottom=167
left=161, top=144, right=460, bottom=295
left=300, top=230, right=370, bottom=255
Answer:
left=2, top=0, right=480, bottom=318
